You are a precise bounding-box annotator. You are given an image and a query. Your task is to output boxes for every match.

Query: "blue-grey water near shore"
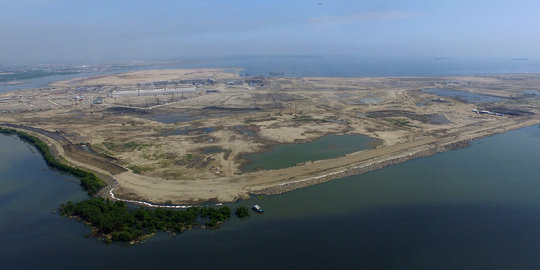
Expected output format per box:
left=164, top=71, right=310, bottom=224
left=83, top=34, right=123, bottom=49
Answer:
left=3, top=56, right=540, bottom=94
left=2, top=56, right=540, bottom=269
left=1, top=124, right=539, bottom=269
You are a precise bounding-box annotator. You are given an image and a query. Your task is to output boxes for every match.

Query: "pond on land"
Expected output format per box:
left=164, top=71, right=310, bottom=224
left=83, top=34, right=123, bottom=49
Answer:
left=142, top=112, right=217, bottom=124
left=199, top=146, right=226, bottom=154
left=161, top=127, right=215, bottom=136
left=240, top=134, right=378, bottom=172
left=421, top=88, right=503, bottom=103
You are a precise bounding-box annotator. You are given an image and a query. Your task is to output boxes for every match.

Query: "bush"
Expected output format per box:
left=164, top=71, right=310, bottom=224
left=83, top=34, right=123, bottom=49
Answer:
left=235, top=206, right=250, bottom=218
left=112, top=231, right=132, bottom=242
left=59, top=197, right=233, bottom=242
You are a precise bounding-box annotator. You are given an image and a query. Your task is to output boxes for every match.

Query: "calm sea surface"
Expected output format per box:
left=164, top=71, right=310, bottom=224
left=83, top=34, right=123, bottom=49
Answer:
left=1, top=57, right=540, bottom=268
left=1, top=124, right=539, bottom=269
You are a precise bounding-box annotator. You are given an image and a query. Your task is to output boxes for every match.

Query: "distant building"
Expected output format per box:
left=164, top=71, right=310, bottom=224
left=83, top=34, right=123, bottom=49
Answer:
left=245, top=79, right=264, bottom=86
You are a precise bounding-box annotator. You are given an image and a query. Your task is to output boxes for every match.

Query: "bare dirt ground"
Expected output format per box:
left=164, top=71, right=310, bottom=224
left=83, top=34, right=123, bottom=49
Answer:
left=1, top=69, right=538, bottom=204
left=50, top=68, right=241, bottom=87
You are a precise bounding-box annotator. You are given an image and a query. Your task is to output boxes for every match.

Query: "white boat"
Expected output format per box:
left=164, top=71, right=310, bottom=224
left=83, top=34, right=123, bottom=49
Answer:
left=252, top=204, right=264, bottom=213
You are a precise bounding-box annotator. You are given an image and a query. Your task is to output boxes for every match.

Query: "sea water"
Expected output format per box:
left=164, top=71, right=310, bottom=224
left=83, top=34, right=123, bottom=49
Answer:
left=1, top=125, right=539, bottom=269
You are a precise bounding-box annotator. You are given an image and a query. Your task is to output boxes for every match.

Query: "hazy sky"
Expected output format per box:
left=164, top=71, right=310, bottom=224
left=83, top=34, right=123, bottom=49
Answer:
left=1, top=0, right=539, bottom=62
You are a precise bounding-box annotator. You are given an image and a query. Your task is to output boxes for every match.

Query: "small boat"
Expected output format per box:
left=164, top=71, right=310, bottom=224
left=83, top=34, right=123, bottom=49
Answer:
left=252, top=204, right=264, bottom=213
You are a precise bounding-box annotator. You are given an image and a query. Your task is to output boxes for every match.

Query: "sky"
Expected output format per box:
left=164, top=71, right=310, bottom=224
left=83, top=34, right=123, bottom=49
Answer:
left=1, top=0, right=539, bottom=63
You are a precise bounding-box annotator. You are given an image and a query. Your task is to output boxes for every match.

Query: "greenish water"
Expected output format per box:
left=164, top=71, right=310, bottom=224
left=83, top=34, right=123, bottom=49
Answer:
left=0, top=125, right=539, bottom=269
left=200, top=146, right=226, bottom=154
left=240, top=134, right=378, bottom=172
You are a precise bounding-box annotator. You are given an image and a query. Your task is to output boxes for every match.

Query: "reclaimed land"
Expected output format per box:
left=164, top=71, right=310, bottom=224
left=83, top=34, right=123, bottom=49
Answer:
left=1, top=69, right=539, bottom=204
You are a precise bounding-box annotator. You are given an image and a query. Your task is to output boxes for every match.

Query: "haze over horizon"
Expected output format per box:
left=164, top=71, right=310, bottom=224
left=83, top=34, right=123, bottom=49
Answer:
left=1, top=0, right=539, bottom=63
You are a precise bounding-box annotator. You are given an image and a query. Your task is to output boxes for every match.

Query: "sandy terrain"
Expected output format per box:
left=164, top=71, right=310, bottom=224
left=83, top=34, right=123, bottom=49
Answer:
left=50, top=68, right=240, bottom=87
left=1, top=69, right=538, bottom=204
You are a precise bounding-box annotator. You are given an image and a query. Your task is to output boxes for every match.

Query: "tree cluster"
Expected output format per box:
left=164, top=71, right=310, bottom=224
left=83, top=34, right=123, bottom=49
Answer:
left=235, top=206, right=250, bottom=218
left=60, top=198, right=233, bottom=242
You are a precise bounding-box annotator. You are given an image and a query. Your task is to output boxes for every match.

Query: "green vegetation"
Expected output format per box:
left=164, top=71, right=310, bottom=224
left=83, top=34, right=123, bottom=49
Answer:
left=0, top=127, right=106, bottom=195
left=103, top=141, right=149, bottom=152
left=0, top=127, right=17, bottom=136
left=127, top=164, right=152, bottom=175
left=235, top=206, right=250, bottom=218
left=59, top=198, right=232, bottom=243
left=123, top=141, right=139, bottom=149
left=292, top=115, right=329, bottom=123
left=92, top=145, right=114, bottom=157
left=385, top=118, right=412, bottom=127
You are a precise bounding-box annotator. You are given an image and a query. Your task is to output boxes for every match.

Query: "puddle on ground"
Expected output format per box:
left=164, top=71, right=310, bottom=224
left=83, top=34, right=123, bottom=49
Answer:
left=232, top=125, right=256, bottom=137
left=161, top=127, right=215, bottom=136
left=199, top=146, right=226, bottom=154
left=421, top=88, right=502, bottom=103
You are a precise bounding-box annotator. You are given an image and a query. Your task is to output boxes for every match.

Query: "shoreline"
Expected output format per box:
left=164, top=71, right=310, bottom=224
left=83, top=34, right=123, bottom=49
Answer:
left=246, top=120, right=537, bottom=197
left=1, top=119, right=538, bottom=207
left=2, top=118, right=538, bottom=206
left=112, top=118, right=539, bottom=205
left=250, top=140, right=470, bottom=196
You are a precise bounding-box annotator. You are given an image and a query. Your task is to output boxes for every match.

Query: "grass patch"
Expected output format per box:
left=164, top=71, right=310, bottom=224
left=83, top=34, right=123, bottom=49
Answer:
left=93, top=145, right=114, bottom=157
left=127, top=164, right=152, bottom=175
left=103, top=141, right=149, bottom=152
left=161, top=169, right=185, bottom=179
left=244, top=117, right=276, bottom=123
left=385, top=118, right=412, bottom=127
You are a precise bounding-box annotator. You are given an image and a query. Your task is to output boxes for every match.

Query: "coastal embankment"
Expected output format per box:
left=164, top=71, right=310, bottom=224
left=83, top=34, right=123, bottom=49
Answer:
left=246, top=119, right=537, bottom=197
left=110, top=117, right=539, bottom=205
left=250, top=140, right=470, bottom=196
